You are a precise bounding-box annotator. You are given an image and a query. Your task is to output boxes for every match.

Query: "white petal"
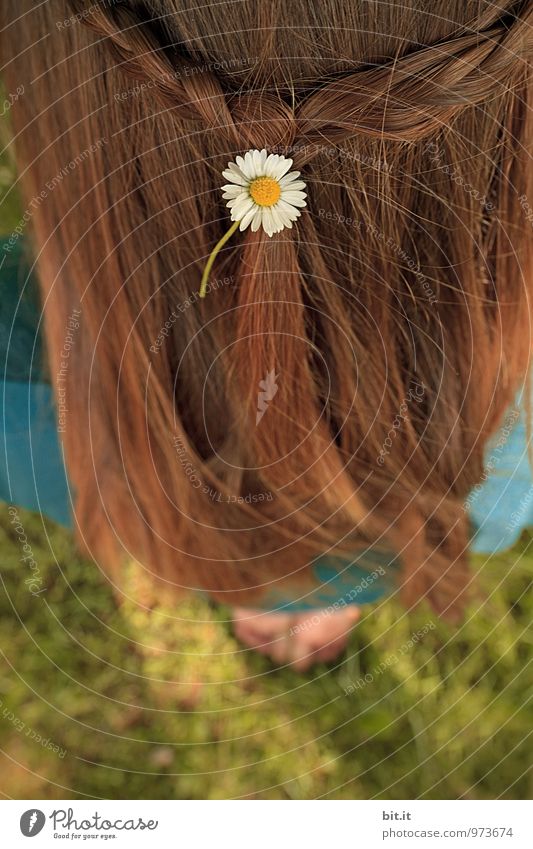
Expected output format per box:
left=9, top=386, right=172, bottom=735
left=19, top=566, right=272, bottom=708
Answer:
left=271, top=202, right=292, bottom=228
left=281, top=191, right=307, bottom=207
left=277, top=199, right=301, bottom=221
left=280, top=177, right=306, bottom=191
left=227, top=163, right=248, bottom=181
left=271, top=156, right=294, bottom=179
left=243, top=150, right=257, bottom=179
left=250, top=209, right=263, bottom=232
left=239, top=205, right=257, bottom=230
left=226, top=196, right=247, bottom=209
left=270, top=207, right=287, bottom=232
left=222, top=171, right=250, bottom=189
left=221, top=185, right=247, bottom=198
left=262, top=207, right=278, bottom=236
left=279, top=170, right=301, bottom=185
left=221, top=182, right=244, bottom=192
left=231, top=195, right=255, bottom=218
left=222, top=170, right=248, bottom=187
left=281, top=189, right=307, bottom=200
left=253, top=149, right=264, bottom=175
left=264, top=154, right=281, bottom=178
left=227, top=161, right=246, bottom=176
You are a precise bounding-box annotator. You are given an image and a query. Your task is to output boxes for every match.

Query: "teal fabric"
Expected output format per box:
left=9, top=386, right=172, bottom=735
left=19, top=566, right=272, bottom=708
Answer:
left=257, top=548, right=398, bottom=612
left=0, top=239, right=71, bottom=527
left=468, top=399, right=533, bottom=554
left=1, top=381, right=71, bottom=527
left=1, top=236, right=531, bottom=611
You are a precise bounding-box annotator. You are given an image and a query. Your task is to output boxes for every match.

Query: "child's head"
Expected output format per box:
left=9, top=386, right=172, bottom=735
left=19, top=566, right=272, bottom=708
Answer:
left=2, top=0, right=532, bottom=614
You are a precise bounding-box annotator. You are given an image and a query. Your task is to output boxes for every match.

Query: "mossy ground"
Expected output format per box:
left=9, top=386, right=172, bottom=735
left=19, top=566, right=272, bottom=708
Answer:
left=0, top=506, right=531, bottom=800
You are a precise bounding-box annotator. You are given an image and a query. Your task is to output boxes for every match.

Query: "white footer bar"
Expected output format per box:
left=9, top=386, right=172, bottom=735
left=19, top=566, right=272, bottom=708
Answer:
left=1, top=799, right=532, bottom=848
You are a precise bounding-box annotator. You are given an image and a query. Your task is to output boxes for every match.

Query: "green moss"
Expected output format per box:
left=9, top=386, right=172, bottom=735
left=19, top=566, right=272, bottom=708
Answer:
left=0, top=116, right=22, bottom=234
left=0, top=504, right=531, bottom=799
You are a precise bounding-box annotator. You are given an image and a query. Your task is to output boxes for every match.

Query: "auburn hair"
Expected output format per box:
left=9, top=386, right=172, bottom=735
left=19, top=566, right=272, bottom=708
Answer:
left=1, top=0, right=532, bottom=615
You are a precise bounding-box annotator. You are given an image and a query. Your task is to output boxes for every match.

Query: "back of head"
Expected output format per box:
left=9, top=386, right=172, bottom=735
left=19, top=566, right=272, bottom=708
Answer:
left=2, top=0, right=532, bottom=613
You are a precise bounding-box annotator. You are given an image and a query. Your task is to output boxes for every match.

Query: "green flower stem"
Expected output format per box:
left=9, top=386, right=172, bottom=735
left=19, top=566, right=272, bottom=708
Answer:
left=199, top=219, right=241, bottom=298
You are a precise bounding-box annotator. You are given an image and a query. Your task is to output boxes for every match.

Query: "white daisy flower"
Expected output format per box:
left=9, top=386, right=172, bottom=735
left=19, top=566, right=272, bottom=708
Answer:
left=199, top=149, right=307, bottom=297
left=221, top=148, right=307, bottom=237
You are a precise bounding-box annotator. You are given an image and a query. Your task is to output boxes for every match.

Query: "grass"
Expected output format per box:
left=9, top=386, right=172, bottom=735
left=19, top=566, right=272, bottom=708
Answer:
left=0, top=506, right=531, bottom=799
left=0, top=112, right=21, bottom=233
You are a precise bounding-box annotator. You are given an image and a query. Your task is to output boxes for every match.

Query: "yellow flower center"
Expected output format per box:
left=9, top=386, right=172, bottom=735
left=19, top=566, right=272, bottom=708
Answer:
left=249, top=176, right=281, bottom=207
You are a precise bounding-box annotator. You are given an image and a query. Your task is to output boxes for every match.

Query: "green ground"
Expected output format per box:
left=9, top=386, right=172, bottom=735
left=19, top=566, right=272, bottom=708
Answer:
left=0, top=106, right=531, bottom=801
left=0, top=507, right=531, bottom=799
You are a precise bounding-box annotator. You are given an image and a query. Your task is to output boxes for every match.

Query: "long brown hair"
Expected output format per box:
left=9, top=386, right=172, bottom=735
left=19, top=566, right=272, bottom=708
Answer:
left=2, top=0, right=532, bottom=614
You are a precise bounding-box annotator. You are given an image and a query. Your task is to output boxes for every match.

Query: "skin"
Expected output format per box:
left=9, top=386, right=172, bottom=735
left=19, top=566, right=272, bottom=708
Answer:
left=232, top=606, right=360, bottom=671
